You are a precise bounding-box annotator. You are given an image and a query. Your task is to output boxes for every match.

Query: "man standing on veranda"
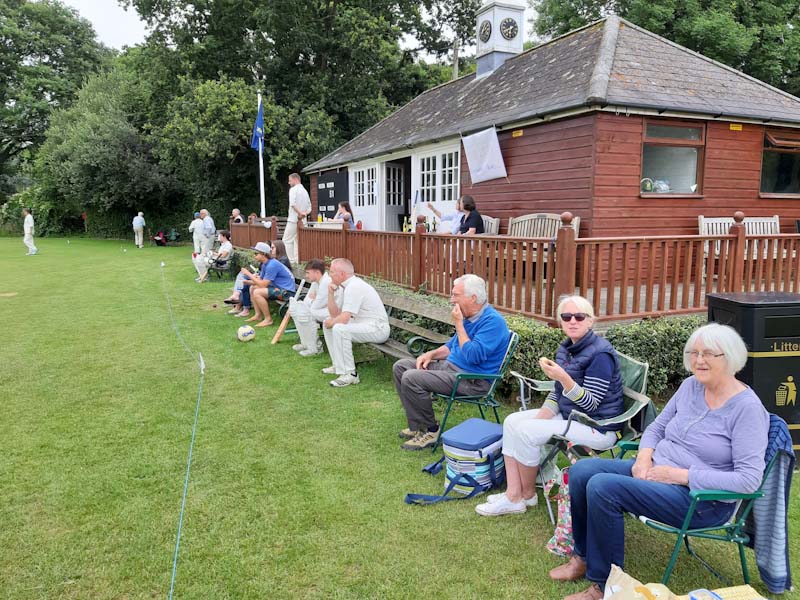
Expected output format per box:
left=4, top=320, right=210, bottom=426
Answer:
left=199, top=209, right=216, bottom=254
left=132, top=211, right=146, bottom=248
left=393, top=274, right=511, bottom=450
left=322, top=258, right=390, bottom=387
left=283, top=173, right=311, bottom=264
left=22, top=207, right=37, bottom=255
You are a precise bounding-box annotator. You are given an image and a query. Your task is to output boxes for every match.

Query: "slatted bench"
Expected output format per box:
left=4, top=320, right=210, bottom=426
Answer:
left=507, top=212, right=580, bottom=238
left=698, top=214, right=780, bottom=258
left=372, top=288, right=453, bottom=360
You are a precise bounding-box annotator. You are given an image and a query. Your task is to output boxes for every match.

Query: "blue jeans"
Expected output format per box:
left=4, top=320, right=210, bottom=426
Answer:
left=570, top=458, right=735, bottom=587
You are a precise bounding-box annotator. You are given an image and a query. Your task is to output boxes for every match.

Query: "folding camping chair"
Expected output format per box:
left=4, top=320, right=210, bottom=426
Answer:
left=617, top=415, right=792, bottom=588
left=432, top=332, right=519, bottom=451
left=509, top=351, right=653, bottom=523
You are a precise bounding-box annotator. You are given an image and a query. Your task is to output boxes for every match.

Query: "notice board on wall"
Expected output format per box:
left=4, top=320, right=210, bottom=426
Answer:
left=316, top=171, right=349, bottom=219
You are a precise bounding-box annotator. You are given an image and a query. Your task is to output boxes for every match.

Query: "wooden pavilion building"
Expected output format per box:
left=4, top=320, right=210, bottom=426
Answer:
left=303, top=10, right=800, bottom=236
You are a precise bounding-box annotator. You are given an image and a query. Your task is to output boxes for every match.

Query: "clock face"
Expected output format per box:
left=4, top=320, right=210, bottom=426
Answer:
left=500, top=17, right=519, bottom=40
left=479, top=19, right=492, bottom=43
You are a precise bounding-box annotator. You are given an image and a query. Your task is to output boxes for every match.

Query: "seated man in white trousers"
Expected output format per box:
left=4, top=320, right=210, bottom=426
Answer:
left=322, top=258, right=390, bottom=387
left=289, top=258, right=337, bottom=356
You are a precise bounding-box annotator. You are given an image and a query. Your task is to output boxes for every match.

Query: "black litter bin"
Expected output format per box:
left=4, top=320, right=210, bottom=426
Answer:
left=708, top=291, right=800, bottom=457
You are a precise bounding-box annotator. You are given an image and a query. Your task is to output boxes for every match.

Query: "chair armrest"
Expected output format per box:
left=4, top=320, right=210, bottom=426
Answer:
left=455, top=372, right=501, bottom=382
left=509, top=370, right=554, bottom=393
left=689, top=489, right=763, bottom=502
left=617, top=440, right=639, bottom=459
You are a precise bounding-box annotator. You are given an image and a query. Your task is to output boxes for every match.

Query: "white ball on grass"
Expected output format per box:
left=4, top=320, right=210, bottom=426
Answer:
left=237, top=325, right=256, bottom=342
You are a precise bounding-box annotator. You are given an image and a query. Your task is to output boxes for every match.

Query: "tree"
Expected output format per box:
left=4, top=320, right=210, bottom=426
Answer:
left=531, top=0, right=800, bottom=97
left=0, top=0, right=107, bottom=184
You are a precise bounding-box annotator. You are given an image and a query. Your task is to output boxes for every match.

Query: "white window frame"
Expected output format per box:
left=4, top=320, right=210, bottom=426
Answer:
left=351, top=164, right=377, bottom=207
left=411, top=140, right=461, bottom=204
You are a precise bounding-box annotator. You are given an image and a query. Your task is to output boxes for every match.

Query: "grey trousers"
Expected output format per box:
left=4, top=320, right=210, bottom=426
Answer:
left=393, top=359, right=491, bottom=432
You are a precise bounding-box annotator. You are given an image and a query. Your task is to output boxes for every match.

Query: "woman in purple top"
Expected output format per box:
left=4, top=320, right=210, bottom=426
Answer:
left=550, top=323, right=769, bottom=600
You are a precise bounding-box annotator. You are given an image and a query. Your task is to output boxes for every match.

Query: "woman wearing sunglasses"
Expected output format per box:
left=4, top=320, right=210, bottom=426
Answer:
left=550, top=323, right=768, bottom=600
left=476, top=295, right=624, bottom=517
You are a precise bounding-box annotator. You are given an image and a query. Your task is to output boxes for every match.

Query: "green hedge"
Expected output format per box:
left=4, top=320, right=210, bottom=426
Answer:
left=605, top=315, right=706, bottom=397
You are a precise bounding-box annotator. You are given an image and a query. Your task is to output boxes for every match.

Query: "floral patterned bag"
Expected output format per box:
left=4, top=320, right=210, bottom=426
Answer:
left=545, top=466, right=574, bottom=557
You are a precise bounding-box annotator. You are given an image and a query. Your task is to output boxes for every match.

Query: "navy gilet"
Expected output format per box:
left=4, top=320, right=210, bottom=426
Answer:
left=552, top=330, right=624, bottom=432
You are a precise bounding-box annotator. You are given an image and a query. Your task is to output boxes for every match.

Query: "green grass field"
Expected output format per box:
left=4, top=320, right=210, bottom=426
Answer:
left=1, top=237, right=797, bottom=599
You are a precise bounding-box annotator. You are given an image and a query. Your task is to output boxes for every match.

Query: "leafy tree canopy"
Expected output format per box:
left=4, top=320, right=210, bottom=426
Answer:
left=0, top=0, right=107, bottom=166
left=531, top=0, right=800, bottom=97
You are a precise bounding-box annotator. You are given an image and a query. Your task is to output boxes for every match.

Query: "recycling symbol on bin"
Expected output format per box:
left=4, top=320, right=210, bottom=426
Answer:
left=776, top=376, right=797, bottom=407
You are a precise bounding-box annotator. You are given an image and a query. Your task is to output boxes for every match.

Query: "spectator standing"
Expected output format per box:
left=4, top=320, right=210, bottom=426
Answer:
left=393, top=274, right=511, bottom=450
left=283, top=173, right=311, bottom=264
left=231, top=208, right=244, bottom=224
left=132, top=212, right=146, bottom=248
left=322, top=258, right=390, bottom=387
left=189, top=212, right=203, bottom=253
left=199, top=209, right=216, bottom=254
left=22, top=207, right=37, bottom=255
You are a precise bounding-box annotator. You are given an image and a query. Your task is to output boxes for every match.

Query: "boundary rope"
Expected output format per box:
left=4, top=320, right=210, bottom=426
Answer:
left=160, top=262, right=206, bottom=600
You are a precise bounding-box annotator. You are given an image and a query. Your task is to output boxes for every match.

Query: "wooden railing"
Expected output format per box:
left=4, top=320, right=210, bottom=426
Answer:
left=229, top=211, right=800, bottom=324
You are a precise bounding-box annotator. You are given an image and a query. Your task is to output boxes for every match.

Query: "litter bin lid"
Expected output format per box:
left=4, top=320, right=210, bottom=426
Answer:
left=707, top=291, right=800, bottom=306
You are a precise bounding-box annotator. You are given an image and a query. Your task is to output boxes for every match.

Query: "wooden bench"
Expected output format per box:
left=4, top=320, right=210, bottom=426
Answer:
left=481, top=214, right=500, bottom=235
left=371, top=288, right=453, bottom=360
left=507, top=212, right=580, bottom=238
left=698, top=214, right=780, bottom=258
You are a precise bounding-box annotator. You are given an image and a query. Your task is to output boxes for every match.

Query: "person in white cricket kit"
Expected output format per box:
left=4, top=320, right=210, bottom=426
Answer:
left=132, top=211, right=146, bottom=248
left=188, top=211, right=204, bottom=253
left=22, top=207, right=37, bottom=255
left=283, top=172, right=311, bottom=264
left=289, top=258, right=338, bottom=356
left=322, top=258, right=390, bottom=387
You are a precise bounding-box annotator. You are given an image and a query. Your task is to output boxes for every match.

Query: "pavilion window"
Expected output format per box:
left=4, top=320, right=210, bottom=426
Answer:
left=418, top=149, right=460, bottom=202
left=761, top=130, right=800, bottom=195
left=640, top=122, right=705, bottom=194
left=353, top=166, right=377, bottom=207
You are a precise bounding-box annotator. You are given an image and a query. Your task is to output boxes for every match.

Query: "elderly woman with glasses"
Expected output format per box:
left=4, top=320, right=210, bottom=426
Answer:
left=475, top=295, right=624, bottom=517
left=550, top=323, right=769, bottom=600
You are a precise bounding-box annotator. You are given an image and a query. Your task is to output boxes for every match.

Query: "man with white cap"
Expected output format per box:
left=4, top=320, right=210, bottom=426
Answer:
left=322, top=258, right=390, bottom=387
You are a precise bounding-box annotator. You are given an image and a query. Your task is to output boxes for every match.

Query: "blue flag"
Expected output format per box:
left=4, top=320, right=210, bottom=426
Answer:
left=250, top=99, right=264, bottom=151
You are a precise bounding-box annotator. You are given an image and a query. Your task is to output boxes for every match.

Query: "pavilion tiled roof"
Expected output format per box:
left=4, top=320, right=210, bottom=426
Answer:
left=305, top=16, right=800, bottom=172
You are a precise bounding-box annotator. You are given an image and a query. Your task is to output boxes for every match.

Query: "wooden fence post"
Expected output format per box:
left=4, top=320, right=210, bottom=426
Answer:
left=411, top=219, right=426, bottom=290
left=340, top=221, right=348, bottom=259
left=553, top=212, right=577, bottom=314
left=728, top=211, right=746, bottom=292
left=270, top=216, right=278, bottom=242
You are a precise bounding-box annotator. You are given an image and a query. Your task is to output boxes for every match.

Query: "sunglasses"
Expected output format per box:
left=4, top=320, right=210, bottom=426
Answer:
left=560, top=312, right=588, bottom=322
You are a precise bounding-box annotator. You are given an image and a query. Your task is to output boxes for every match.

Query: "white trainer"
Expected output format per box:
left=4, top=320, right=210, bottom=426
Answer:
left=292, top=344, right=305, bottom=352
left=475, top=495, right=527, bottom=517
left=486, top=492, right=538, bottom=507
left=299, top=348, right=322, bottom=357
left=330, top=373, right=360, bottom=387
left=321, top=366, right=336, bottom=375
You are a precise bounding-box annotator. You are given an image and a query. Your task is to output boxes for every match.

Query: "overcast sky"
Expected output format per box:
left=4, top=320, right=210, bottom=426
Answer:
left=62, top=0, right=148, bottom=49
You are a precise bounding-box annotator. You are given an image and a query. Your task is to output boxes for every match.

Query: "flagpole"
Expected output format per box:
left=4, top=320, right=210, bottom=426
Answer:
left=257, top=93, right=266, bottom=218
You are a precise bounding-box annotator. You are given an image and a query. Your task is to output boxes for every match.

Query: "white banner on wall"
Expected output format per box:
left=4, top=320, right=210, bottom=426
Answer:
left=461, top=127, right=507, bottom=184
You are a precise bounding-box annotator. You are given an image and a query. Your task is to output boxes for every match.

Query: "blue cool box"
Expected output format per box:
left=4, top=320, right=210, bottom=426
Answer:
left=441, top=418, right=503, bottom=451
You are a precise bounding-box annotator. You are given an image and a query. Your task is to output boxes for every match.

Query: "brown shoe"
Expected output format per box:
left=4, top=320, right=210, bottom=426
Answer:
left=549, top=556, right=587, bottom=582
left=563, top=583, right=603, bottom=600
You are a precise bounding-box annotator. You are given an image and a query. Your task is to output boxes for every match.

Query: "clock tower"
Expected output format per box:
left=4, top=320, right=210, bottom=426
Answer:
left=475, top=0, right=525, bottom=79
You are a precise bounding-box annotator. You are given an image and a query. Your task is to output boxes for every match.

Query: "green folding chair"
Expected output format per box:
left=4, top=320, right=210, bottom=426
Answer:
left=432, top=331, right=519, bottom=451
left=617, top=415, right=789, bottom=587
left=510, top=351, right=653, bottom=523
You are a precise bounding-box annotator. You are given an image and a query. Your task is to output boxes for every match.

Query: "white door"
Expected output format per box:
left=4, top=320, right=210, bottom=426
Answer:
left=351, top=165, right=380, bottom=230
left=384, top=162, right=405, bottom=231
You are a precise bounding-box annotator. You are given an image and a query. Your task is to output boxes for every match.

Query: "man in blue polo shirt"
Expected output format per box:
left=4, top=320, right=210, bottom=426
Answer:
left=235, top=241, right=296, bottom=326
left=393, top=274, right=511, bottom=450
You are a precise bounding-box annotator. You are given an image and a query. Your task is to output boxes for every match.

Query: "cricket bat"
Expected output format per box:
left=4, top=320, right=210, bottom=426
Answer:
left=271, top=310, right=293, bottom=344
